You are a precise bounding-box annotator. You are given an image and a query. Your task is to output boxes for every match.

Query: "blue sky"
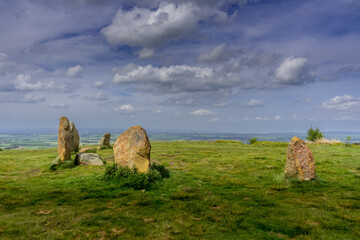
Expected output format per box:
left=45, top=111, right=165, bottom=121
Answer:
left=1, top=0, right=360, bottom=133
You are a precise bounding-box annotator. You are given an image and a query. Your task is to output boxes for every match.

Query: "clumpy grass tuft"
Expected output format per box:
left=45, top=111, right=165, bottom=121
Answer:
left=271, top=173, right=290, bottom=191
left=149, top=162, right=170, bottom=178
left=49, top=157, right=76, bottom=171
left=249, top=137, right=258, bottom=144
left=103, top=163, right=170, bottom=189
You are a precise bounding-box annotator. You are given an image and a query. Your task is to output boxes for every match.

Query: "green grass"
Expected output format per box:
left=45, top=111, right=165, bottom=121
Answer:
left=0, top=141, right=360, bottom=239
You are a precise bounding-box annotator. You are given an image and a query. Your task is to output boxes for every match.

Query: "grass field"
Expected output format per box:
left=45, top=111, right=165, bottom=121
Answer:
left=0, top=141, right=359, bottom=239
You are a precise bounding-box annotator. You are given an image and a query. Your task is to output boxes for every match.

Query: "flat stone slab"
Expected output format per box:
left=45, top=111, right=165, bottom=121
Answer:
left=75, top=153, right=104, bottom=166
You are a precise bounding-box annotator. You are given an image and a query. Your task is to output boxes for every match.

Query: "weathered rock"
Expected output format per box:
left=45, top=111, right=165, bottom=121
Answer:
left=58, top=116, right=71, bottom=161
left=285, top=136, right=316, bottom=180
left=79, top=147, right=92, bottom=153
left=99, top=133, right=111, bottom=148
left=69, top=121, right=80, bottom=152
left=113, top=126, right=151, bottom=173
left=75, top=153, right=104, bottom=166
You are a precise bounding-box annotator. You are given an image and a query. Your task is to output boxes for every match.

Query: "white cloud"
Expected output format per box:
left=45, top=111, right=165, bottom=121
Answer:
left=113, top=64, right=215, bottom=93
left=48, top=103, right=69, bottom=109
left=244, top=116, right=270, bottom=120
left=274, top=115, right=282, bottom=120
left=53, top=70, right=62, bottom=76
left=23, top=94, right=45, bottom=103
left=275, top=57, right=315, bottom=85
left=292, top=114, right=298, bottom=119
left=255, top=116, right=269, bottom=120
left=101, top=3, right=227, bottom=55
left=137, top=48, right=156, bottom=59
left=190, top=109, right=214, bottom=116
left=93, top=81, right=105, bottom=88
left=113, top=104, right=135, bottom=114
left=67, top=64, right=83, bottom=77
left=212, top=101, right=229, bottom=107
left=156, top=109, right=162, bottom=114
left=0, top=52, right=8, bottom=59
left=322, top=95, right=360, bottom=112
left=84, top=91, right=108, bottom=101
left=244, top=98, right=264, bottom=107
left=14, top=74, right=57, bottom=91
left=196, top=43, right=226, bottom=62
left=334, top=116, right=356, bottom=120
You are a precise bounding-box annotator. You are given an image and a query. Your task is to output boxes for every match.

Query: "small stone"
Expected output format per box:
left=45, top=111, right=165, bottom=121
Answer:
left=75, top=153, right=104, bottom=166
left=79, top=148, right=92, bottom=153
left=285, top=136, right=316, bottom=181
left=113, top=126, right=151, bottom=173
left=99, top=133, right=111, bottom=148
left=34, top=210, right=53, bottom=215
left=142, top=218, right=154, bottom=223
left=112, top=228, right=125, bottom=234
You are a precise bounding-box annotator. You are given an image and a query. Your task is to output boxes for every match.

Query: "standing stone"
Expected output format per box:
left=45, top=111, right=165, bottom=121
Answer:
left=285, top=136, right=316, bottom=180
left=113, top=126, right=151, bottom=173
left=58, top=116, right=71, bottom=161
left=69, top=121, right=80, bottom=152
left=99, top=133, right=111, bottom=148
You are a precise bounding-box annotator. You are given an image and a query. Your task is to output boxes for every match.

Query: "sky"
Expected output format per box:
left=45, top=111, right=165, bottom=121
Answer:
left=1, top=0, right=360, bottom=133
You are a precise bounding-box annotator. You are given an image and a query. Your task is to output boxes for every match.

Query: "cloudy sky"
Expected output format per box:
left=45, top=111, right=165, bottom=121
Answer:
left=1, top=0, right=360, bottom=133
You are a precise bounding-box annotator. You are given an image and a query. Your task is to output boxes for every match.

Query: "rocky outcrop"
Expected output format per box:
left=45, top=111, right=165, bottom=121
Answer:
left=58, top=116, right=71, bottom=161
left=69, top=121, right=80, bottom=152
left=285, top=136, right=316, bottom=181
left=113, top=126, right=151, bottom=173
left=99, top=133, right=111, bottom=148
left=75, top=153, right=104, bottom=166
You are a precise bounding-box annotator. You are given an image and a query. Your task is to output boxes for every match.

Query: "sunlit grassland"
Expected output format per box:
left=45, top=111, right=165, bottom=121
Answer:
left=0, top=141, right=359, bottom=239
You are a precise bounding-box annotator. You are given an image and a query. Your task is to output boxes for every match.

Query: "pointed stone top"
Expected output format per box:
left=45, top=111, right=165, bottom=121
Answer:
left=290, top=136, right=302, bottom=143
left=130, top=125, right=144, bottom=130
left=59, top=116, right=70, bottom=130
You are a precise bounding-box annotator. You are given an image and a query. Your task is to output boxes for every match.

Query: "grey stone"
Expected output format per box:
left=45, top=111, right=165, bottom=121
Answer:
left=75, top=153, right=104, bottom=166
left=99, top=133, right=111, bottom=148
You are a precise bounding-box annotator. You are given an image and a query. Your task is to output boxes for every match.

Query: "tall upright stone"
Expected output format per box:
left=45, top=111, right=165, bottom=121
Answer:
left=69, top=121, right=80, bottom=152
left=58, top=116, right=71, bottom=161
left=113, top=126, right=151, bottom=173
left=99, top=133, right=111, bottom=148
left=285, top=136, right=316, bottom=181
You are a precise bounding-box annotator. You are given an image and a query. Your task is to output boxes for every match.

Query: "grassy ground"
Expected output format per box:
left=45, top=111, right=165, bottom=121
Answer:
left=0, top=141, right=359, bottom=239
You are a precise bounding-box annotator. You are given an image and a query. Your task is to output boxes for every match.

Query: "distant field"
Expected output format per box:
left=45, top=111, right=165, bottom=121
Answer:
left=2, top=131, right=360, bottom=149
left=0, top=141, right=359, bottom=239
